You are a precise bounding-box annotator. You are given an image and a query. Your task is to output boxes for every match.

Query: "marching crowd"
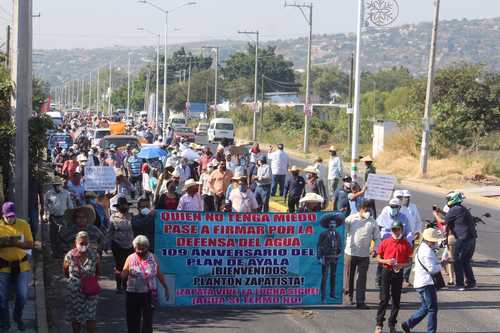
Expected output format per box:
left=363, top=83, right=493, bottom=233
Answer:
left=0, top=111, right=481, bottom=333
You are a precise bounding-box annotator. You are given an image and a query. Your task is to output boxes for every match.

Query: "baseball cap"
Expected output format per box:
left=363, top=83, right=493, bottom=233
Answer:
left=2, top=202, right=16, bottom=218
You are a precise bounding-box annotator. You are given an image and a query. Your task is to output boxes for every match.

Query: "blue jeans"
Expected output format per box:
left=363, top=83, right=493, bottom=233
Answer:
left=271, top=174, right=286, bottom=197
left=404, top=285, right=438, bottom=333
left=0, top=271, right=30, bottom=328
left=454, top=238, right=476, bottom=287
left=255, top=184, right=271, bottom=212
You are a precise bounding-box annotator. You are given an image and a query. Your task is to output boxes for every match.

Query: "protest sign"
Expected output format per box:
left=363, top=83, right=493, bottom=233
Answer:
left=155, top=211, right=345, bottom=307
left=84, top=166, right=116, bottom=192
left=364, top=174, right=397, bottom=201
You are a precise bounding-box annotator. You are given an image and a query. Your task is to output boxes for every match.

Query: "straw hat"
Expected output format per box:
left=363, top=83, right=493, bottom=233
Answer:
left=328, top=145, right=337, bottom=152
left=360, top=155, right=373, bottom=162
left=299, top=193, right=324, bottom=204
left=389, top=198, right=401, bottom=207
left=84, top=191, right=97, bottom=199
left=64, top=205, right=96, bottom=226
left=422, top=228, right=444, bottom=242
left=303, top=165, right=318, bottom=174
left=288, top=165, right=301, bottom=173
left=232, top=169, right=247, bottom=181
left=183, top=179, right=201, bottom=190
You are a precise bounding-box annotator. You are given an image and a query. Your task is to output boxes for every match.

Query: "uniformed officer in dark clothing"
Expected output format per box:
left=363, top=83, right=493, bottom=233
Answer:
left=283, top=166, right=306, bottom=213
left=317, top=220, right=342, bottom=302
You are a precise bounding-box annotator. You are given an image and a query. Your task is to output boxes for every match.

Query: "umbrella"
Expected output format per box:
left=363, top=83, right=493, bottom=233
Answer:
left=137, top=146, right=170, bottom=159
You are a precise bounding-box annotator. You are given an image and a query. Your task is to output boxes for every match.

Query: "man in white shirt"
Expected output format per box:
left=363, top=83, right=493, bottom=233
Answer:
left=177, top=179, right=203, bottom=211
left=229, top=173, right=258, bottom=213
left=401, top=228, right=442, bottom=333
left=344, top=200, right=380, bottom=309
left=267, top=143, right=288, bottom=197
left=44, top=179, right=74, bottom=257
left=327, top=146, right=343, bottom=198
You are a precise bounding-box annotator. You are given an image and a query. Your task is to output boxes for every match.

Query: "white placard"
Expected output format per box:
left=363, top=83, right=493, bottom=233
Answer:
left=84, top=166, right=117, bottom=192
left=364, top=174, right=397, bottom=201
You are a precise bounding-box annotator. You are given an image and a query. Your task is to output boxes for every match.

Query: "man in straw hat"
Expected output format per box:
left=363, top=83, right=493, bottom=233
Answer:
left=401, top=228, right=443, bottom=333
left=361, top=155, right=376, bottom=183
left=228, top=170, right=258, bottom=213
left=327, top=145, right=344, bottom=198
left=44, top=177, right=74, bottom=257
left=299, top=193, right=324, bottom=213
left=254, top=156, right=272, bottom=212
left=178, top=179, right=203, bottom=211
left=303, top=165, right=328, bottom=210
left=284, top=166, right=305, bottom=213
left=209, top=161, right=234, bottom=212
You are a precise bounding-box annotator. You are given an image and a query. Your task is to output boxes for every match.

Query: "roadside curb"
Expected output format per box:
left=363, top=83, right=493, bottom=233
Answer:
left=34, top=241, right=49, bottom=333
left=401, top=180, right=500, bottom=208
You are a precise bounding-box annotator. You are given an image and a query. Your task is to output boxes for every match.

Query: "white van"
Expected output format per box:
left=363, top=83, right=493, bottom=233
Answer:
left=46, top=111, right=63, bottom=128
left=207, top=118, right=235, bottom=144
left=168, top=113, right=187, bottom=129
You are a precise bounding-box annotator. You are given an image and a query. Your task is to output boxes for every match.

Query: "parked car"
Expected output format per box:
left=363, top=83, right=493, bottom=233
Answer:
left=195, top=123, right=209, bottom=136
left=99, top=135, right=141, bottom=150
left=173, top=127, right=195, bottom=143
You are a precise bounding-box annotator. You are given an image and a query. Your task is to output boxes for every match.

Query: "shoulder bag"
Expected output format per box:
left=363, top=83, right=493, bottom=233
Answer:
left=76, top=256, right=101, bottom=296
left=416, top=247, right=445, bottom=291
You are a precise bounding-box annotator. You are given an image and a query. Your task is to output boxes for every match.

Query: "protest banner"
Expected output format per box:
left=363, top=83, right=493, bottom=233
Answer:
left=155, top=211, right=345, bottom=307
left=364, top=174, right=397, bottom=201
left=84, top=166, right=116, bottom=192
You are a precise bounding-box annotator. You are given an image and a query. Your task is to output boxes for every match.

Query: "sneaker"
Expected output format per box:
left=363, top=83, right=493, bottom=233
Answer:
left=349, top=298, right=355, bottom=306
left=447, top=281, right=455, bottom=286
left=401, top=322, right=411, bottom=333
left=465, top=283, right=477, bottom=290
left=356, top=303, right=369, bottom=310
left=456, top=285, right=466, bottom=291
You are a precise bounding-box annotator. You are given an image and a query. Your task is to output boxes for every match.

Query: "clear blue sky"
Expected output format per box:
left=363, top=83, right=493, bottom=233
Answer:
left=0, top=0, right=498, bottom=49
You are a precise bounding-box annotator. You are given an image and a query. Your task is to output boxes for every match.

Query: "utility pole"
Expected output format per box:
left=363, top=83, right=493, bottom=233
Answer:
left=108, top=63, right=112, bottom=116
left=261, top=75, right=265, bottom=136
left=347, top=52, right=354, bottom=155
left=351, top=0, right=364, bottom=182
left=81, top=78, right=85, bottom=111
left=155, top=35, right=160, bottom=132
left=420, top=0, right=441, bottom=176
left=11, top=0, right=33, bottom=219
left=285, top=2, right=313, bottom=153
left=96, top=68, right=100, bottom=116
left=238, top=30, right=259, bottom=141
left=202, top=46, right=219, bottom=118
left=127, top=53, right=131, bottom=118
left=5, top=25, right=10, bottom=67
left=88, top=71, right=92, bottom=113
left=186, top=55, right=192, bottom=105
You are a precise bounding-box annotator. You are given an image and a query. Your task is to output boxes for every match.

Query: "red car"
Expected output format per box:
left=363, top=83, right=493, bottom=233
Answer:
left=174, top=127, right=195, bottom=143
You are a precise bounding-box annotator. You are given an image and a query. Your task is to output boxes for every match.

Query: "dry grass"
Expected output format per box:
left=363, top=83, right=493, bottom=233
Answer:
left=376, top=130, right=500, bottom=188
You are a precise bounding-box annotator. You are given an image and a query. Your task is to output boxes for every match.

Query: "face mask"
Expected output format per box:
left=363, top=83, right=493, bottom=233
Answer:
left=77, top=244, right=87, bottom=253
left=4, top=217, right=15, bottom=225
left=392, top=232, right=403, bottom=240
left=361, top=212, right=371, bottom=219
left=141, top=208, right=151, bottom=216
left=136, top=250, right=147, bottom=258
left=54, top=185, right=62, bottom=192
left=118, top=207, right=128, bottom=214
left=390, top=208, right=399, bottom=216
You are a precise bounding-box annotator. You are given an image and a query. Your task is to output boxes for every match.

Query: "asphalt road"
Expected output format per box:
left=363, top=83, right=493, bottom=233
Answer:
left=45, top=135, right=500, bottom=332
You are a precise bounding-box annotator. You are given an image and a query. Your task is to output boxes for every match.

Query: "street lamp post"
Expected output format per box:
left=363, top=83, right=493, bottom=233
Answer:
left=202, top=46, right=220, bottom=118
left=139, top=0, right=197, bottom=136
left=138, top=27, right=161, bottom=132
left=285, top=2, right=313, bottom=154
left=238, top=30, right=259, bottom=142
left=127, top=53, right=131, bottom=119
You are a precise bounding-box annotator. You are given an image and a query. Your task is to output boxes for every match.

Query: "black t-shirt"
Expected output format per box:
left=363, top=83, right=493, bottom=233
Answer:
left=445, top=205, right=476, bottom=240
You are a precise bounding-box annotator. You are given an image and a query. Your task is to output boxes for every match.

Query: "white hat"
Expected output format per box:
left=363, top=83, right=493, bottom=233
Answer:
left=303, top=165, right=318, bottom=174
left=422, top=228, right=444, bottom=242
left=389, top=198, right=401, bottom=206
left=209, top=160, right=220, bottom=168
left=77, top=155, right=88, bottom=162
left=232, top=169, right=247, bottom=180
left=183, top=178, right=201, bottom=190
left=299, top=193, right=324, bottom=204
left=401, top=190, right=411, bottom=197
left=393, top=190, right=403, bottom=198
